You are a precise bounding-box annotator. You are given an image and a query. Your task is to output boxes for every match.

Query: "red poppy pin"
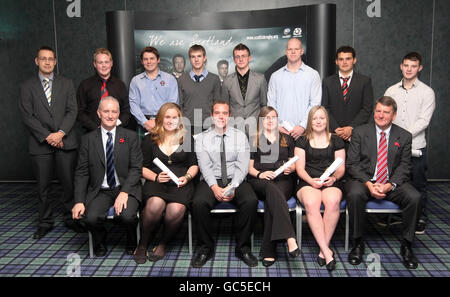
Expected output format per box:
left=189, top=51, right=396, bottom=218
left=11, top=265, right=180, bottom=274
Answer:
left=394, top=142, right=400, bottom=147
left=160, top=80, right=166, bottom=86
left=120, top=138, right=125, bottom=143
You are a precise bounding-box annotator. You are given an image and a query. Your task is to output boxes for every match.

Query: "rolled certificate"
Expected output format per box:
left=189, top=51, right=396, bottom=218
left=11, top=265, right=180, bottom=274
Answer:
left=273, top=155, right=299, bottom=177
left=281, top=120, right=294, bottom=132
left=153, top=157, right=181, bottom=186
left=223, top=183, right=238, bottom=197
left=319, top=157, right=344, bottom=183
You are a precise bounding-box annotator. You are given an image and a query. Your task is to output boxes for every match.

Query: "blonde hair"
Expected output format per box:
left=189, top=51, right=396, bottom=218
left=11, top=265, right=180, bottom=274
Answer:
left=254, top=106, right=288, bottom=148
left=150, top=103, right=186, bottom=145
left=93, top=48, right=113, bottom=62
left=304, top=105, right=331, bottom=141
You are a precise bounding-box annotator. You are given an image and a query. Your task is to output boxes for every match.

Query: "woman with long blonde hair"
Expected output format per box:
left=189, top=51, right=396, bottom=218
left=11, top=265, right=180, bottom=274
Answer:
left=133, top=103, right=198, bottom=264
left=295, top=105, right=345, bottom=272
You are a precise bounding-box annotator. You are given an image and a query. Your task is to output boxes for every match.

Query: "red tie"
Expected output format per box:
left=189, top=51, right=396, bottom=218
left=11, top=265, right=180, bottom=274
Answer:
left=376, top=131, right=388, bottom=184
left=341, top=76, right=350, bottom=101
left=100, top=79, right=109, bottom=99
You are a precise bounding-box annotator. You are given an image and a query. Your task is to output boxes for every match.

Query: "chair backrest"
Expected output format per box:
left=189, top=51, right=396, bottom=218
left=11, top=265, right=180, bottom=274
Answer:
left=365, top=199, right=402, bottom=214
left=257, top=196, right=298, bottom=213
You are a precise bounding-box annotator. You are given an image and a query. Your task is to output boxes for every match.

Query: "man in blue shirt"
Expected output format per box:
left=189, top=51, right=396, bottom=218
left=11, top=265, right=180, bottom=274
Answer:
left=129, top=47, right=179, bottom=138
left=267, top=38, right=321, bottom=140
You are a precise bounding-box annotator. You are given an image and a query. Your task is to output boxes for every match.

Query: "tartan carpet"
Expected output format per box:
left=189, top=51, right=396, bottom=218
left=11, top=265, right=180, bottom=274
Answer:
left=0, top=182, right=448, bottom=277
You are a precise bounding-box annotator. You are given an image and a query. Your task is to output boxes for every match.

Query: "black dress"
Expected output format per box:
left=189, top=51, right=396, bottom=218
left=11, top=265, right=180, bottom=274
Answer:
left=295, top=134, right=345, bottom=191
left=141, top=134, right=197, bottom=206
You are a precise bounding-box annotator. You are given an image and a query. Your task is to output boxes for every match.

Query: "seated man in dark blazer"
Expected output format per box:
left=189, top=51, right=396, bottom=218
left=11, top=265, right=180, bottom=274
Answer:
left=345, top=96, right=421, bottom=269
left=72, top=96, right=143, bottom=257
left=322, top=46, right=373, bottom=144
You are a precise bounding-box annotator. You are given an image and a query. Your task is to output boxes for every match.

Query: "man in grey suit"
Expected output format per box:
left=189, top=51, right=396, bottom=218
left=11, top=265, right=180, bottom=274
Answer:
left=322, top=46, right=374, bottom=143
left=221, top=43, right=267, bottom=135
left=19, top=46, right=80, bottom=239
left=345, top=96, right=421, bottom=269
left=72, top=96, right=143, bottom=257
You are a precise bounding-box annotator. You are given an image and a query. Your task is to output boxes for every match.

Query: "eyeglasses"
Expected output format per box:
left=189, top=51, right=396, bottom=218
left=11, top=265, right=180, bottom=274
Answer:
left=38, top=57, right=55, bottom=62
left=234, top=55, right=249, bottom=60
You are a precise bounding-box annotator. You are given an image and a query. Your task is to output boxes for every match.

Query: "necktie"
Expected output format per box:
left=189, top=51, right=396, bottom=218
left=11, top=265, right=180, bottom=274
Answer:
left=100, top=79, right=109, bottom=99
left=106, top=132, right=116, bottom=189
left=341, top=76, right=350, bottom=101
left=194, top=74, right=203, bottom=82
left=376, top=131, right=388, bottom=184
left=43, top=78, right=52, bottom=106
left=220, top=135, right=228, bottom=187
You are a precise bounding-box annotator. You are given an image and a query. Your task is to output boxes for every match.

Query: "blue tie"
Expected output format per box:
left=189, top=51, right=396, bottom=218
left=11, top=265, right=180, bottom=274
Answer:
left=106, top=132, right=116, bottom=189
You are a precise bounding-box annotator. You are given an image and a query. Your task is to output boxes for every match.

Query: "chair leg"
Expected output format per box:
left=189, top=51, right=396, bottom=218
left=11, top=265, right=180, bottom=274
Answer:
left=345, top=207, right=349, bottom=252
left=297, top=206, right=303, bottom=251
left=88, top=231, right=94, bottom=258
left=188, top=212, right=193, bottom=255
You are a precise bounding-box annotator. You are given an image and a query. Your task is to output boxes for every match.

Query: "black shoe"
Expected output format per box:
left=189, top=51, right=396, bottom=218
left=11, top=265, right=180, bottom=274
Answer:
left=348, top=241, right=364, bottom=265
left=376, top=215, right=402, bottom=227
left=288, top=248, right=300, bottom=258
left=415, top=220, right=426, bottom=235
left=400, top=243, right=418, bottom=269
left=326, top=249, right=336, bottom=271
left=65, top=220, right=87, bottom=233
left=133, top=246, right=148, bottom=265
left=94, top=243, right=107, bottom=257
left=33, top=226, right=52, bottom=239
left=262, top=258, right=276, bottom=267
left=236, top=247, right=258, bottom=267
left=191, top=247, right=214, bottom=268
left=317, top=249, right=334, bottom=267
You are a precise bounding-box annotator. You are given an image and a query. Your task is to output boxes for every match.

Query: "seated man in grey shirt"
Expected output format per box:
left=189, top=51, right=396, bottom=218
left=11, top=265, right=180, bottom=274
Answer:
left=191, top=100, right=258, bottom=268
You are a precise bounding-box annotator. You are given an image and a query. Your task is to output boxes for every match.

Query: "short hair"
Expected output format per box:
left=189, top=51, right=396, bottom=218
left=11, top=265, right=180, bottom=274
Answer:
left=37, top=46, right=56, bottom=58
left=376, top=96, right=397, bottom=113
left=140, top=46, right=160, bottom=60
left=172, top=54, right=185, bottom=64
left=98, top=96, right=120, bottom=111
left=336, top=46, right=356, bottom=59
left=211, top=100, right=229, bottom=114
left=217, top=59, right=228, bottom=68
left=233, top=43, right=251, bottom=56
left=189, top=44, right=206, bottom=57
left=93, top=48, right=113, bottom=62
left=402, top=52, right=422, bottom=66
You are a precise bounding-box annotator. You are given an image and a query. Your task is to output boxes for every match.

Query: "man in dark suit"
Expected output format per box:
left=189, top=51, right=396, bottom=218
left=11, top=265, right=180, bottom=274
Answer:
left=72, top=96, right=143, bottom=257
left=345, top=96, right=421, bottom=269
left=322, top=46, right=373, bottom=143
left=77, top=48, right=132, bottom=132
left=19, top=46, right=80, bottom=239
left=221, top=43, right=267, bottom=135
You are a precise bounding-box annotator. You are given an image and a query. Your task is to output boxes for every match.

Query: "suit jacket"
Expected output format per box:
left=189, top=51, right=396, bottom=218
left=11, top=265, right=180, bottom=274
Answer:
left=19, top=74, right=78, bottom=154
left=347, top=122, right=412, bottom=186
left=74, top=126, right=143, bottom=206
left=322, top=72, right=374, bottom=131
left=221, top=70, right=267, bottom=120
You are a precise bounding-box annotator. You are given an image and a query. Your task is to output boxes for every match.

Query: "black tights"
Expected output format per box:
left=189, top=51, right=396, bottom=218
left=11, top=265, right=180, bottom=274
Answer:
left=138, top=197, right=186, bottom=253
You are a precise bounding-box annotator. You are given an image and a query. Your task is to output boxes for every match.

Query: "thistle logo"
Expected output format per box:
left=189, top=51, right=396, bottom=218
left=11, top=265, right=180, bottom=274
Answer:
left=293, top=28, right=302, bottom=37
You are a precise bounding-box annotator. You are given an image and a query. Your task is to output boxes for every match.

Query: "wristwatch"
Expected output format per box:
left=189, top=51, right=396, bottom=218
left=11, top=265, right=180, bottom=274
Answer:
left=389, top=182, right=397, bottom=191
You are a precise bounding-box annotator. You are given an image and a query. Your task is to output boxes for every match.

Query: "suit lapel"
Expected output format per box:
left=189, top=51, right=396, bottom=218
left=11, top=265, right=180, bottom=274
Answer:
left=114, top=127, right=122, bottom=165
left=50, top=75, right=60, bottom=111
left=95, top=129, right=106, bottom=167
left=245, top=71, right=256, bottom=101
left=368, top=123, right=378, bottom=173
left=388, top=126, right=400, bottom=176
left=232, top=73, right=245, bottom=105
left=333, top=75, right=345, bottom=101
left=346, top=73, right=358, bottom=103
left=33, top=76, right=52, bottom=113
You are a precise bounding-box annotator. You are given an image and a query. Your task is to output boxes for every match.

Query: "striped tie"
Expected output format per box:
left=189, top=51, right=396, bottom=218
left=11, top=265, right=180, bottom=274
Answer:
left=43, top=78, right=52, bottom=106
left=100, top=79, right=109, bottom=99
left=341, top=76, right=350, bottom=101
left=376, top=131, right=388, bottom=184
left=106, top=132, right=116, bottom=189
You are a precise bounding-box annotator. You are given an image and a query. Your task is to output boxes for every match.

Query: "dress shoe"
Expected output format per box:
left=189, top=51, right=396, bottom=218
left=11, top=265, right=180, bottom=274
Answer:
left=326, top=249, right=336, bottom=271
left=288, top=248, right=300, bottom=258
left=94, top=243, right=107, bottom=257
left=33, top=227, right=52, bottom=239
left=191, top=247, right=214, bottom=268
left=415, top=219, right=426, bottom=235
left=348, top=241, right=365, bottom=265
left=317, top=249, right=334, bottom=267
left=400, top=243, right=418, bottom=269
left=262, top=258, right=276, bottom=267
left=133, top=246, right=148, bottom=265
left=235, top=247, right=258, bottom=267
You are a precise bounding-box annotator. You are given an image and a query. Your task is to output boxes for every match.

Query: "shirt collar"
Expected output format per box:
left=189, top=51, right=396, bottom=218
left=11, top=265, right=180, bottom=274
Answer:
left=39, top=72, right=54, bottom=82
left=101, top=126, right=117, bottom=137
left=375, top=124, right=392, bottom=137
left=282, top=62, right=305, bottom=73
left=400, top=78, right=419, bottom=90
left=141, top=70, right=161, bottom=80
left=339, top=70, right=353, bottom=79
left=236, top=68, right=250, bottom=79
left=190, top=69, right=208, bottom=79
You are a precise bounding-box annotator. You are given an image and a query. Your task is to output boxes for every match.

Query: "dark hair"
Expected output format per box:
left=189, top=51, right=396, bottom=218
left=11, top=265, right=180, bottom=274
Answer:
left=37, top=46, right=56, bottom=58
left=211, top=100, right=229, bottom=114
left=189, top=44, right=206, bottom=56
left=336, top=46, right=356, bottom=59
left=217, top=59, right=228, bottom=68
left=233, top=43, right=251, bottom=56
left=172, top=54, right=185, bottom=64
left=140, top=46, right=160, bottom=60
left=376, top=96, right=397, bottom=113
left=402, top=52, right=422, bottom=66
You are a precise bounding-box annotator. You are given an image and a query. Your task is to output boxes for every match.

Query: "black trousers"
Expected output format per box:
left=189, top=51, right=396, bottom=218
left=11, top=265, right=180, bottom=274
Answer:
left=85, top=188, right=139, bottom=247
left=248, top=177, right=295, bottom=258
left=345, top=180, right=421, bottom=243
left=412, top=150, right=428, bottom=222
left=31, top=149, right=77, bottom=228
left=191, top=179, right=258, bottom=251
